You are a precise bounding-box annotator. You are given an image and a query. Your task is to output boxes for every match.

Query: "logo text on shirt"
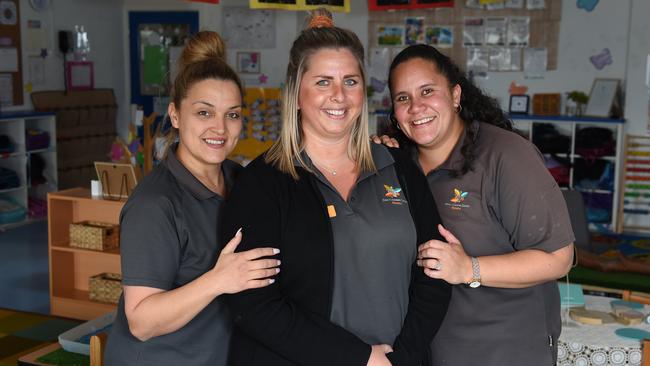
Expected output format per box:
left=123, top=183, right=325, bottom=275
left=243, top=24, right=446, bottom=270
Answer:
left=383, top=184, right=407, bottom=205
left=445, top=188, right=470, bottom=210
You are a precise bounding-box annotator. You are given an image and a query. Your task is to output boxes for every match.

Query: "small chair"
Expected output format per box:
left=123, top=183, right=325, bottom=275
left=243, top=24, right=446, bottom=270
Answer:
left=90, top=332, right=108, bottom=366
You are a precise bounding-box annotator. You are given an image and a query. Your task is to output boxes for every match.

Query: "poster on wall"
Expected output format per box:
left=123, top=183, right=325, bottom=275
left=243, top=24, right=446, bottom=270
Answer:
left=368, top=0, right=453, bottom=11
left=223, top=7, right=275, bottom=49
left=250, top=0, right=350, bottom=13
left=229, top=88, right=282, bottom=165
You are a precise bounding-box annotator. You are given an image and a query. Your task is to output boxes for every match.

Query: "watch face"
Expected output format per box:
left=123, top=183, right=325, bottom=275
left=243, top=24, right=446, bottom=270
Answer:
left=509, top=95, right=529, bottom=114
left=469, top=281, right=481, bottom=288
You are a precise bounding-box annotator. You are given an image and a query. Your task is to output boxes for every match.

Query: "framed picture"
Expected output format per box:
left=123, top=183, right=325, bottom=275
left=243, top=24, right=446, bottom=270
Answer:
left=237, top=52, right=261, bottom=74
left=65, top=61, right=94, bottom=91
left=584, top=78, right=621, bottom=118
left=94, top=162, right=138, bottom=200
left=509, top=94, right=529, bottom=114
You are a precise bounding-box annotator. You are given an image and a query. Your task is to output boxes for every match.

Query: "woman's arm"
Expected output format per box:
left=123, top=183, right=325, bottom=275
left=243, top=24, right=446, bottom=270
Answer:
left=418, top=226, right=574, bottom=288
left=124, top=230, right=280, bottom=341
left=387, top=149, right=452, bottom=366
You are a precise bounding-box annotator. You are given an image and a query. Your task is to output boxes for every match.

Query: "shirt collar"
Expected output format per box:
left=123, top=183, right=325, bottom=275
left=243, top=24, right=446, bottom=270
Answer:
left=165, top=144, right=235, bottom=200
left=431, top=120, right=480, bottom=172
left=294, top=143, right=394, bottom=178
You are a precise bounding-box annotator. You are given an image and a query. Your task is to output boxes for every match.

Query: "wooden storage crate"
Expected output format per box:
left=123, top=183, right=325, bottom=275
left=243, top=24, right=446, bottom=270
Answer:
left=89, top=273, right=122, bottom=304
left=532, top=93, right=561, bottom=115
left=69, top=221, right=119, bottom=251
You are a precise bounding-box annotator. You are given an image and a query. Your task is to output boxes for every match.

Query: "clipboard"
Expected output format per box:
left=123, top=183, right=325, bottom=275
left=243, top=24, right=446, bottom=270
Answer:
left=94, top=162, right=138, bottom=200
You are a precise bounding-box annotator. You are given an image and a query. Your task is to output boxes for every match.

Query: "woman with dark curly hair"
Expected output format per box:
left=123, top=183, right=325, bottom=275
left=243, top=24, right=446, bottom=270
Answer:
left=380, top=44, right=575, bottom=365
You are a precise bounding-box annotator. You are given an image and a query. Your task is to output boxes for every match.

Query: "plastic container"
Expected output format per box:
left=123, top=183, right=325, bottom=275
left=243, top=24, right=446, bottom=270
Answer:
left=58, top=311, right=115, bottom=355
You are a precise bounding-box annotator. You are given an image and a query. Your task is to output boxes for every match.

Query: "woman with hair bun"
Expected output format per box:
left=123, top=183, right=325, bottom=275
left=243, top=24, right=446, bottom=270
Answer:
left=222, top=10, right=451, bottom=366
left=104, top=31, right=280, bottom=366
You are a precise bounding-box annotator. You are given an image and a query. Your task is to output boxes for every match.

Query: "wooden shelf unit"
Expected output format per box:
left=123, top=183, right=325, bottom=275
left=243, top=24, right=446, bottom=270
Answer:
left=48, top=187, right=125, bottom=320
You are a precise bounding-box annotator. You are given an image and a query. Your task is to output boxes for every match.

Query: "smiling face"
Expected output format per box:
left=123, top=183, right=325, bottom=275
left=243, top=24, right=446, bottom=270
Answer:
left=169, top=78, right=242, bottom=172
left=298, top=48, right=364, bottom=142
left=391, top=57, right=463, bottom=152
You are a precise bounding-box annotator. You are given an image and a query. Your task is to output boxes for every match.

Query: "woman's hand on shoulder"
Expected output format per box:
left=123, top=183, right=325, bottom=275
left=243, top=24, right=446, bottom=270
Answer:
left=370, top=134, right=400, bottom=148
left=417, top=224, right=473, bottom=285
left=211, top=229, right=281, bottom=294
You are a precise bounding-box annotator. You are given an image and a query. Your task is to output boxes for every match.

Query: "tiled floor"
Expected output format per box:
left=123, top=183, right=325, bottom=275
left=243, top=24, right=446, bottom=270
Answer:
left=0, top=220, right=49, bottom=314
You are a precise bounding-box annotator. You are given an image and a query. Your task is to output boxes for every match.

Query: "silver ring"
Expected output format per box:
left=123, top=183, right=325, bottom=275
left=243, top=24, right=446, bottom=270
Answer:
left=433, top=261, right=442, bottom=271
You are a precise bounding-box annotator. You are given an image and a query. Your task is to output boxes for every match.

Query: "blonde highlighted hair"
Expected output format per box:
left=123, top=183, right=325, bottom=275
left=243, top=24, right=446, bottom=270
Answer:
left=265, top=8, right=375, bottom=179
left=162, top=31, right=243, bottom=158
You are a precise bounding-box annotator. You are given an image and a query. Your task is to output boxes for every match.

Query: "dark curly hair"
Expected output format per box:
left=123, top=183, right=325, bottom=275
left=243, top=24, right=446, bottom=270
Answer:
left=387, top=44, right=513, bottom=177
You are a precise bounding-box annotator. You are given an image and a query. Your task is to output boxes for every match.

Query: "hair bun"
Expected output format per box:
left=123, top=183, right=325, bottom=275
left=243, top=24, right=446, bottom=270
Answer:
left=307, top=8, right=334, bottom=29
left=178, top=31, right=226, bottom=69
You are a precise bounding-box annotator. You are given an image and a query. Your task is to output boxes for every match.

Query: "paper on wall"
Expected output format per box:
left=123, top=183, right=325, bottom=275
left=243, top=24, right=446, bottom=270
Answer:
left=0, top=48, right=18, bottom=72
left=28, top=56, right=45, bottom=86
left=507, top=17, right=530, bottom=47
left=523, top=47, right=547, bottom=79
left=485, top=17, right=507, bottom=46
left=0, top=73, right=12, bottom=106
left=222, top=7, right=275, bottom=49
left=467, top=47, right=489, bottom=78
left=463, top=17, right=484, bottom=47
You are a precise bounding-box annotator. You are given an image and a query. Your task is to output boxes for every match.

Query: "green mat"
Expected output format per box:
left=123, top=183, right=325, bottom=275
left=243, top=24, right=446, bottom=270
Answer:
left=567, top=265, right=650, bottom=293
left=36, top=348, right=89, bottom=366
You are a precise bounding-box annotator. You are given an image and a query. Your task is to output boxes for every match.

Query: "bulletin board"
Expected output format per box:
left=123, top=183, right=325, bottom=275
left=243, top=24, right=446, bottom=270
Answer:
left=0, top=0, right=23, bottom=106
left=367, top=0, right=561, bottom=72
left=228, top=87, right=282, bottom=165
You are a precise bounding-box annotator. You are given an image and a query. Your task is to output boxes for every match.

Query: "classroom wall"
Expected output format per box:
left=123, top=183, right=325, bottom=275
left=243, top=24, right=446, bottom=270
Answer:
left=7, top=0, right=650, bottom=139
left=8, top=0, right=126, bottom=126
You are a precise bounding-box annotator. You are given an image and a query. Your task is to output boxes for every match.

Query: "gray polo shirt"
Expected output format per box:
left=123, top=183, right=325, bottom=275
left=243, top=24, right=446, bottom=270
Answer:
left=302, top=144, right=417, bottom=345
left=419, top=122, right=574, bottom=366
left=104, top=146, right=241, bottom=366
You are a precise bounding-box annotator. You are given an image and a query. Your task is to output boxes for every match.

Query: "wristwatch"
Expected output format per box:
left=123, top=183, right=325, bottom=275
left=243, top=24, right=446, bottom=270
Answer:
left=467, top=257, right=481, bottom=288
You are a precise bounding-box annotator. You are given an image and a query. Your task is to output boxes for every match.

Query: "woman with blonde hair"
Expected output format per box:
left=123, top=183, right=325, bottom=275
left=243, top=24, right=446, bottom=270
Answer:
left=104, top=31, right=280, bottom=365
left=222, top=10, right=451, bottom=366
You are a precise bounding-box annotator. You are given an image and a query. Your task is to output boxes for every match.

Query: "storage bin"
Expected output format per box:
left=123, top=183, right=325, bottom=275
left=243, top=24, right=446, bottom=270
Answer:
left=59, top=311, right=115, bottom=355
left=89, top=272, right=122, bottom=304
left=69, top=220, right=119, bottom=251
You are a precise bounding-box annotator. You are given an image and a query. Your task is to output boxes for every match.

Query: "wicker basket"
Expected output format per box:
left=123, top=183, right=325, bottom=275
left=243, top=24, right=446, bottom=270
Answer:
left=69, top=221, right=119, bottom=251
left=89, top=272, right=122, bottom=304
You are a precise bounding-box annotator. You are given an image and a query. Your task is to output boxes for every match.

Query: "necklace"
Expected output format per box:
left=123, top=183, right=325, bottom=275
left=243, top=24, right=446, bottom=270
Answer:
left=309, top=156, right=338, bottom=176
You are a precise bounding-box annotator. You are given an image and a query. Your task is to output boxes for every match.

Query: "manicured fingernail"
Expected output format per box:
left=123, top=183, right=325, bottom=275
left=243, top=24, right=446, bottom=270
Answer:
left=269, top=279, right=275, bottom=284
left=276, top=268, right=280, bottom=273
left=273, top=248, right=280, bottom=254
left=276, top=260, right=281, bottom=266
left=236, top=227, right=242, bottom=235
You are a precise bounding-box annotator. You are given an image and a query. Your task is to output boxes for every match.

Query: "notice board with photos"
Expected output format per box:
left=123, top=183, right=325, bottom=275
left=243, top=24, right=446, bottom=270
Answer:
left=367, top=0, right=561, bottom=73
left=0, top=0, right=23, bottom=106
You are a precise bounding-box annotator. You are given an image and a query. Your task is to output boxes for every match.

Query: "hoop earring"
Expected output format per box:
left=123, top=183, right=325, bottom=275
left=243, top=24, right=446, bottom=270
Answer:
left=389, top=112, right=401, bottom=130
left=455, top=104, right=463, bottom=113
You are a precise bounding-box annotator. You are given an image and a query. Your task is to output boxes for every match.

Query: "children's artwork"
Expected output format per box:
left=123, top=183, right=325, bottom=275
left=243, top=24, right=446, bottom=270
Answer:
left=526, top=0, right=545, bottom=9
left=377, top=25, right=404, bottom=46
left=577, top=0, right=599, bottom=12
left=405, top=17, right=425, bottom=45
left=485, top=17, right=507, bottom=46
left=466, top=47, right=489, bottom=78
left=229, top=88, right=282, bottom=165
left=463, top=17, right=484, bottom=47
left=425, top=26, right=453, bottom=48
left=505, top=0, right=524, bottom=8
left=489, top=47, right=521, bottom=71
left=222, top=7, right=275, bottom=49
left=368, top=0, right=454, bottom=11
left=507, top=17, right=530, bottom=47
left=523, top=47, right=547, bottom=79
left=590, top=48, right=612, bottom=70
left=250, top=0, right=350, bottom=12
left=237, top=52, right=261, bottom=74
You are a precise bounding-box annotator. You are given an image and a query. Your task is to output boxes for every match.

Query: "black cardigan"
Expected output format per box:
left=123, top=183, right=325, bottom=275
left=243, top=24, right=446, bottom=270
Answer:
left=221, top=148, right=451, bottom=366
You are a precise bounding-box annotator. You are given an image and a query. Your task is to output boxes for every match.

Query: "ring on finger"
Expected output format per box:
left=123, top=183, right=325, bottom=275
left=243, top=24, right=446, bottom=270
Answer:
left=432, top=261, right=442, bottom=271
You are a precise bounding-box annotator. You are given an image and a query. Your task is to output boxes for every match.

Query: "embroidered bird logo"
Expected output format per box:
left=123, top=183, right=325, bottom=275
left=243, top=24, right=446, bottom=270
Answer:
left=384, top=185, right=402, bottom=198
left=450, top=189, right=468, bottom=203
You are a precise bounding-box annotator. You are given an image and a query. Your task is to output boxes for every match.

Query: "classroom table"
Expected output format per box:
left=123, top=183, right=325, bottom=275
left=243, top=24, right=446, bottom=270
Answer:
left=557, top=295, right=649, bottom=365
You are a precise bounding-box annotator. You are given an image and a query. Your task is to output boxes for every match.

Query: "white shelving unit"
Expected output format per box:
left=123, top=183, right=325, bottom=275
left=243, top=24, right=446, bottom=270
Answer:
left=511, top=114, right=625, bottom=232
left=0, top=111, right=57, bottom=228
